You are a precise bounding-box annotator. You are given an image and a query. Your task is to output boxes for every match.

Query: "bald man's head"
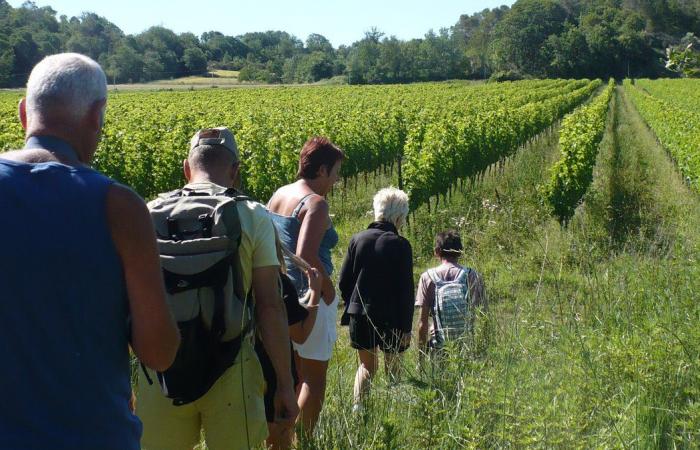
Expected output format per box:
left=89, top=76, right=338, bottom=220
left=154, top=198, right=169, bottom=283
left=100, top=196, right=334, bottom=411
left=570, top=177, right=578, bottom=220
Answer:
left=185, top=144, right=240, bottom=188
left=188, top=144, right=237, bottom=173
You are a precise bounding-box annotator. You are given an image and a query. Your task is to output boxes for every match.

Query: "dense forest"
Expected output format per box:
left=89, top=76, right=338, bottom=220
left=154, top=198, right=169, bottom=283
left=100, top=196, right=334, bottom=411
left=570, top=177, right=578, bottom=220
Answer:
left=0, top=0, right=698, bottom=87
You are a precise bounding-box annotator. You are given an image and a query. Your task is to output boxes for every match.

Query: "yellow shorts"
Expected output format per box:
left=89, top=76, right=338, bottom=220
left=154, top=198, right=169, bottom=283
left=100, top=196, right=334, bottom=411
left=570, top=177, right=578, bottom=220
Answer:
left=137, top=342, right=268, bottom=450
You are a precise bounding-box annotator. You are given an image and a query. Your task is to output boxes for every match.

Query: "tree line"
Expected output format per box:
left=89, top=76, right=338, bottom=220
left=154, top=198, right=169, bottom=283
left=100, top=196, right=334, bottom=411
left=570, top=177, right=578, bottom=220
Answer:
left=0, top=0, right=698, bottom=87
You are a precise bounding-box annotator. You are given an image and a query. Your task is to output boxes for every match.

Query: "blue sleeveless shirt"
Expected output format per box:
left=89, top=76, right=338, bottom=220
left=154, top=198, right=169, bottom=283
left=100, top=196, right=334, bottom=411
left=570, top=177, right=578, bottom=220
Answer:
left=0, top=137, right=141, bottom=450
left=270, top=193, right=339, bottom=295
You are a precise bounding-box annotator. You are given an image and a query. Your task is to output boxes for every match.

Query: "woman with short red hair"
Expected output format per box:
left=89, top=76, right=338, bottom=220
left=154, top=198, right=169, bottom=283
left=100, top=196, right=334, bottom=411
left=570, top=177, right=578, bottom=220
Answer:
left=267, top=136, right=345, bottom=436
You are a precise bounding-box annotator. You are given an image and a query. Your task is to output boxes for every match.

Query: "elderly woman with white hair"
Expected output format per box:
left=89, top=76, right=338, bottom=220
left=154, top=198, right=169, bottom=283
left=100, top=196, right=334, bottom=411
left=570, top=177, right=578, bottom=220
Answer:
left=338, top=187, right=414, bottom=411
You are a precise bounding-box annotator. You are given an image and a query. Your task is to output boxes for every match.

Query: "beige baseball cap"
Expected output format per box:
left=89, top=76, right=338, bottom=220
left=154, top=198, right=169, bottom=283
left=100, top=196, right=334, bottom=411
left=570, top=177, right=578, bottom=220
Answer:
left=190, top=127, right=239, bottom=161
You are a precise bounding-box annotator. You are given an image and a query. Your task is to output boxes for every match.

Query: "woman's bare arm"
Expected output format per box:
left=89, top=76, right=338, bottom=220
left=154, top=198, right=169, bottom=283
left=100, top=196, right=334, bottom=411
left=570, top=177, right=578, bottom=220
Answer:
left=297, top=196, right=335, bottom=304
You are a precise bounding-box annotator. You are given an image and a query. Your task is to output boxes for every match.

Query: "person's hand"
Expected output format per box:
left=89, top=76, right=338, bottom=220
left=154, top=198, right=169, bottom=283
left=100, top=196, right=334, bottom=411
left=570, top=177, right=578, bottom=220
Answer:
left=129, top=390, right=136, bottom=414
left=322, top=283, right=336, bottom=306
left=306, top=267, right=322, bottom=293
left=273, top=384, right=299, bottom=429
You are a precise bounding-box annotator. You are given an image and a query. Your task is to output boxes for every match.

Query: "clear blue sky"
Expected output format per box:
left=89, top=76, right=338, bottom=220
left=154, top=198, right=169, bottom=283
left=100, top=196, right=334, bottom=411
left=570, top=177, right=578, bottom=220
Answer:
left=9, top=0, right=514, bottom=47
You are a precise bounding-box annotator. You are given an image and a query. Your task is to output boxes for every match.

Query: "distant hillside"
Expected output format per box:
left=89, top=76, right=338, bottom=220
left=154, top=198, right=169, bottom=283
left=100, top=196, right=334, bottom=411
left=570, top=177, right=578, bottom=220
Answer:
left=0, top=0, right=698, bottom=87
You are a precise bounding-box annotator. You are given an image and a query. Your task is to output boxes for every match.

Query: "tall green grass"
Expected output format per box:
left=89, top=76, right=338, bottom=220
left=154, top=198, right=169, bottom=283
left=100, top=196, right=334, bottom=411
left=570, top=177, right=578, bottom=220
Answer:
left=307, top=87, right=700, bottom=449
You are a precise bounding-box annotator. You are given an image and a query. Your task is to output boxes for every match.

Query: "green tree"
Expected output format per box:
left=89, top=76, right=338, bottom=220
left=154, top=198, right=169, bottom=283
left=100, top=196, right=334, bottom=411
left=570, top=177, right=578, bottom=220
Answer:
left=416, top=28, right=466, bottom=80
left=10, top=31, right=40, bottom=83
left=106, top=43, right=143, bottom=83
left=0, top=35, right=14, bottom=87
left=178, top=32, right=199, bottom=50
left=377, top=36, right=405, bottom=82
left=576, top=4, right=654, bottom=78
left=281, top=55, right=301, bottom=83
left=239, top=31, right=303, bottom=63
left=136, top=26, right=184, bottom=78
left=305, top=33, right=333, bottom=54
left=399, top=39, right=421, bottom=81
left=64, top=13, right=123, bottom=61
left=453, top=7, right=509, bottom=78
left=298, top=51, right=334, bottom=82
left=142, top=50, right=164, bottom=80
left=203, top=32, right=248, bottom=61
left=491, top=0, right=568, bottom=76
left=544, top=23, right=591, bottom=77
left=347, top=29, right=384, bottom=84
left=183, top=47, right=207, bottom=74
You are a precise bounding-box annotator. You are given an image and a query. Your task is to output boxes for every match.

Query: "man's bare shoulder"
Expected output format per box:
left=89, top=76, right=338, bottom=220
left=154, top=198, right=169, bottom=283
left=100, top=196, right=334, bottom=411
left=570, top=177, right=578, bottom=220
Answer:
left=106, top=183, right=154, bottom=254
left=106, top=183, right=149, bottom=221
left=108, top=182, right=143, bottom=201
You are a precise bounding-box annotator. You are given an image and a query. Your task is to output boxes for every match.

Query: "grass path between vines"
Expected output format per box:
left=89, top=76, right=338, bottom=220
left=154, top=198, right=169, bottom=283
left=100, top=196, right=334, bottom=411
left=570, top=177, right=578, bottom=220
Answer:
left=292, top=86, right=700, bottom=449
left=564, top=85, right=700, bottom=448
left=316, top=122, right=590, bottom=448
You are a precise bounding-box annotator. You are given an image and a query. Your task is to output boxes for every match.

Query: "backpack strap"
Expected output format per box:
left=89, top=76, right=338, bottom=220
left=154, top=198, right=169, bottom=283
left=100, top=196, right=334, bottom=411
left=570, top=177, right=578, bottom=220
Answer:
left=141, top=362, right=154, bottom=385
left=426, top=269, right=442, bottom=322
left=218, top=191, right=255, bottom=339
left=222, top=187, right=251, bottom=200
left=426, top=269, right=445, bottom=341
left=219, top=195, right=248, bottom=310
left=181, top=184, right=228, bottom=197
left=426, top=268, right=441, bottom=285
left=291, top=193, right=316, bottom=219
left=158, top=188, right=183, bottom=200
left=455, top=268, right=468, bottom=284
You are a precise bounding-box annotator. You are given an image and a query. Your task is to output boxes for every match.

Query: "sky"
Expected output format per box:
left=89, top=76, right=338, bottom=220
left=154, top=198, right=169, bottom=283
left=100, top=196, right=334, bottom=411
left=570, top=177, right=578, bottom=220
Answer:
left=9, top=0, right=515, bottom=47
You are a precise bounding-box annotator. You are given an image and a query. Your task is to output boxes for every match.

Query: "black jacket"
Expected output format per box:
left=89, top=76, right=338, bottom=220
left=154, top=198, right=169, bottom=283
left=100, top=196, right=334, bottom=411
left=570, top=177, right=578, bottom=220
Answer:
left=338, top=221, right=414, bottom=333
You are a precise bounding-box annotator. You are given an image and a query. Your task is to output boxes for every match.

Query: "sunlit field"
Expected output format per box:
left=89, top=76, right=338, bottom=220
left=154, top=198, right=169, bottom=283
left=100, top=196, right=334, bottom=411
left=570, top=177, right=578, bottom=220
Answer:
left=1, top=80, right=698, bottom=448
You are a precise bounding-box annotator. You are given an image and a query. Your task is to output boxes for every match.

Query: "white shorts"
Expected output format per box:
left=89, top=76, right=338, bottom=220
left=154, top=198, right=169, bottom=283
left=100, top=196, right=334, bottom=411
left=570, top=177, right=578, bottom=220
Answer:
left=293, top=296, right=338, bottom=361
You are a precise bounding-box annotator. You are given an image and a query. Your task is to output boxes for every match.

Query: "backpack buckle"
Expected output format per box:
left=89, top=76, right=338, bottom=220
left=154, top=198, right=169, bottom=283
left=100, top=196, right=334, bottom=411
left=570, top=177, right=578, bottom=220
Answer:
left=167, top=218, right=181, bottom=241
left=198, top=214, right=214, bottom=238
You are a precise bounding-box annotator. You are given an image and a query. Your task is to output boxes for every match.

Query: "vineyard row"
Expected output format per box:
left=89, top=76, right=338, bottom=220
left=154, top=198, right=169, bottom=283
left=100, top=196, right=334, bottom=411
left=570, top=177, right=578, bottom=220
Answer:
left=545, top=79, right=615, bottom=223
left=624, top=79, right=700, bottom=193
left=0, top=79, right=599, bottom=203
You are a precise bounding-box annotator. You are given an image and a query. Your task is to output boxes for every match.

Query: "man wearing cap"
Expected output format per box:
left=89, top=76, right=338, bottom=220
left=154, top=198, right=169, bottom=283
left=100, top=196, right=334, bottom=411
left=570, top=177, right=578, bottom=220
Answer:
left=137, top=127, right=299, bottom=450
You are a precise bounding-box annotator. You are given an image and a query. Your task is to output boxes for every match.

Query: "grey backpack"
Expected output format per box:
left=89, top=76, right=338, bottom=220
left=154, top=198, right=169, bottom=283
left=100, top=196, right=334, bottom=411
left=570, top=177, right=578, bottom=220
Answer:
left=427, top=268, right=472, bottom=346
left=144, top=183, right=253, bottom=405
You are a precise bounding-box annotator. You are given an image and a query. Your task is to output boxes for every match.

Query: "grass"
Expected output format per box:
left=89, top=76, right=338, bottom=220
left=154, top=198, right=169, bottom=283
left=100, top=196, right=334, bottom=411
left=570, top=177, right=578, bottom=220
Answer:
left=146, top=70, right=241, bottom=86
left=300, top=86, right=700, bottom=449
left=109, top=70, right=243, bottom=91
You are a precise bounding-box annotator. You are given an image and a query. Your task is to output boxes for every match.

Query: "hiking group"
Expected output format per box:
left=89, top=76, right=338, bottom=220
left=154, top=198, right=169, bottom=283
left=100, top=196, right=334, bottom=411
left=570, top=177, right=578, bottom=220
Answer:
left=0, top=53, right=487, bottom=450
